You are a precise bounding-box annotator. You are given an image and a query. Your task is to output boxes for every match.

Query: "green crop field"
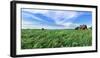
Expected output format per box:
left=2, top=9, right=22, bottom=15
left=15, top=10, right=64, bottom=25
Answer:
left=21, top=29, right=92, bottom=49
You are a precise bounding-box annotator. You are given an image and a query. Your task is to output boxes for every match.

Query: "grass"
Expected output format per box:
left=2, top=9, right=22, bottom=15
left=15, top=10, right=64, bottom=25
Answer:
left=21, top=29, right=92, bottom=49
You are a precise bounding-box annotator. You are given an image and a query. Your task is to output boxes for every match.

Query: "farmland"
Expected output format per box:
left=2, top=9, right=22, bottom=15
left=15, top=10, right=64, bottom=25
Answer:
left=21, top=29, right=92, bottom=49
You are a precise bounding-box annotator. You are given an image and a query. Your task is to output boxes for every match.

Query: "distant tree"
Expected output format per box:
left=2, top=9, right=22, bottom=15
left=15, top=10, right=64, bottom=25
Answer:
left=75, top=27, right=80, bottom=30
left=42, top=28, right=44, bottom=30
left=75, top=24, right=87, bottom=30
left=80, top=24, right=87, bottom=30
left=89, top=26, right=92, bottom=30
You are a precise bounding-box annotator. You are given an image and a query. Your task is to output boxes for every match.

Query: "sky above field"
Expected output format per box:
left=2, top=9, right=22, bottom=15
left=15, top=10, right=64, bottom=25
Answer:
left=21, top=9, right=92, bottom=29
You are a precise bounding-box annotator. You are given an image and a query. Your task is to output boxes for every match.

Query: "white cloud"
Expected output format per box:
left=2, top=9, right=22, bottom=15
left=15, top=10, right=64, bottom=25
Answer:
left=22, top=9, right=83, bottom=29
left=22, top=20, right=33, bottom=29
left=23, top=9, right=82, bottom=23
left=22, top=10, right=49, bottom=23
left=46, top=11, right=82, bottom=25
left=22, top=9, right=49, bottom=14
left=22, top=20, right=79, bottom=29
left=62, top=22, right=79, bottom=29
left=22, top=9, right=82, bottom=21
left=22, top=22, right=44, bottom=29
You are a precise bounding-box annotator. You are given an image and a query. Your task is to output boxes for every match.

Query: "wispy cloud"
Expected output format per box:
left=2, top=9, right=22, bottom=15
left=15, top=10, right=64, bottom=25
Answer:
left=22, top=9, right=92, bottom=29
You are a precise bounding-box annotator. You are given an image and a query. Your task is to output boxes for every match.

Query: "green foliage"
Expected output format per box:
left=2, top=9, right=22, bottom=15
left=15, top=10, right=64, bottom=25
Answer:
left=89, top=27, right=92, bottom=30
left=21, top=29, right=92, bottom=49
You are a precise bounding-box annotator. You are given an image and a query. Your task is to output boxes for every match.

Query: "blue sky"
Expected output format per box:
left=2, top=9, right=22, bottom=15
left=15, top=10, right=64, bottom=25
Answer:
left=21, top=9, right=92, bottom=29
